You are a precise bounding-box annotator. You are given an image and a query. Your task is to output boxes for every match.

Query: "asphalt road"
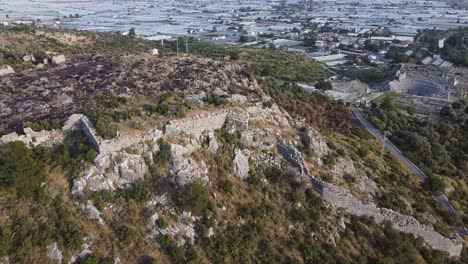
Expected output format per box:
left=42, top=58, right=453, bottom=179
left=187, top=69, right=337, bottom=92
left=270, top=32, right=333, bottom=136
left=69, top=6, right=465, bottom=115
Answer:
left=351, top=106, right=467, bottom=237
left=350, top=106, right=428, bottom=182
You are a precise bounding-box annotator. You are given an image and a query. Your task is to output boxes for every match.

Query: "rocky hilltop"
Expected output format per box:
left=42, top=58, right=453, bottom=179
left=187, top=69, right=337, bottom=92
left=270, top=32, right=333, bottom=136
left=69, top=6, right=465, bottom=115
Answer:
left=0, top=54, right=260, bottom=134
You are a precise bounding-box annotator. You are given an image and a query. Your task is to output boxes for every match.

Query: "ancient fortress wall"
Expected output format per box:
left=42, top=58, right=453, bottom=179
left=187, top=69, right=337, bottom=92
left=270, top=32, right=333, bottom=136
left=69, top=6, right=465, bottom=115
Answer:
left=78, top=117, right=101, bottom=152
left=0, top=127, right=63, bottom=147
left=0, top=110, right=463, bottom=257
left=164, top=111, right=231, bottom=137
left=98, top=129, right=163, bottom=157
left=320, top=182, right=463, bottom=257
left=273, top=133, right=462, bottom=257
left=276, top=137, right=309, bottom=175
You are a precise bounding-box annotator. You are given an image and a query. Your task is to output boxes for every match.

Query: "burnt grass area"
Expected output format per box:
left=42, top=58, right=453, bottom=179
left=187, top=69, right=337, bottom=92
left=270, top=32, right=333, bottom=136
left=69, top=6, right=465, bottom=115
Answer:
left=0, top=54, right=261, bottom=134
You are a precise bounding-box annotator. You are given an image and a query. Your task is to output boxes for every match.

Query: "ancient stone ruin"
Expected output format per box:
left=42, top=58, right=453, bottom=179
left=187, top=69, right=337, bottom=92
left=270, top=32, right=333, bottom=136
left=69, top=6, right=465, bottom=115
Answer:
left=320, top=183, right=463, bottom=257
left=0, top=104, right=463, bottom=257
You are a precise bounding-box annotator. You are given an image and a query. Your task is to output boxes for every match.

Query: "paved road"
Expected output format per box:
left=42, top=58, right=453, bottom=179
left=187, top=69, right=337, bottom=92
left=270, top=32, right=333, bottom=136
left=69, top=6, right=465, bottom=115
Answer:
left=436, top=195, right=468, bottom=236
left=350, top=106, right=428, bottom=181
left=351, top=106, right=467, bottom=236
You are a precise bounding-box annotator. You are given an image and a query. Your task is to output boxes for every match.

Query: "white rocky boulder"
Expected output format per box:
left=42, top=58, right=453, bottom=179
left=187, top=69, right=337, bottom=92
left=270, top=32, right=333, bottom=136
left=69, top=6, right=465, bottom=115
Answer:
left=78, top=201, right=105, bottom=225
left=333, top=157, right=355, bottom=176
left=202, top=131, right=219, bottom=153
left=0, top=65, right=15, bottom=76
left=169, top=144, right=208, bottom=187
left=52, top=54, right=66, bottom=64
left=46, top=243, right=63, bottom=264
left=158, top=222, right=196, bottom=246
left=233, top=149, right=249, bottom=179
left=302, top=129, right=329, bottom=160
left=114, top=152, right=148, bottom=185
left=73, top=147, right=149, bottom=195
left=228, top=94, right=248, bottom=104
left=22, top=54, right=35, bottom=63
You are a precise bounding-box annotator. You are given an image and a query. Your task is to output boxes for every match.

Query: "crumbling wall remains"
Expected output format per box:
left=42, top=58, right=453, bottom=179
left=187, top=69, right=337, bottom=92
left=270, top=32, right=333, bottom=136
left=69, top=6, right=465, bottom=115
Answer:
left=0, top=127, right=63, bottom=147
left=98, top=129, right=163, bottom=157
left=276, top=137, right=309, bottom=175
left=273, top=134, right=462, bottom=258
left=164, top=111, right=230, bottom=137
left=320, top=182, right=463, bottom=257
left=78, top=117, right=101, bottom=152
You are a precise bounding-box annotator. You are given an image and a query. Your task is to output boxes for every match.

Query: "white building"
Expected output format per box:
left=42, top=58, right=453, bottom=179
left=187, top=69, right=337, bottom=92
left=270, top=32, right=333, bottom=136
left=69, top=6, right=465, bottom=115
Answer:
left=438, top=38, right=446, bottom=49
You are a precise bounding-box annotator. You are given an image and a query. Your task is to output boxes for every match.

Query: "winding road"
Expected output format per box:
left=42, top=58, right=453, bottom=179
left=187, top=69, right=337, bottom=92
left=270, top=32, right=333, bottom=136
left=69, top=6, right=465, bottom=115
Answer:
left=350, top=106, right=467, bottom=237
left=350, top=106, right=428, bottom=181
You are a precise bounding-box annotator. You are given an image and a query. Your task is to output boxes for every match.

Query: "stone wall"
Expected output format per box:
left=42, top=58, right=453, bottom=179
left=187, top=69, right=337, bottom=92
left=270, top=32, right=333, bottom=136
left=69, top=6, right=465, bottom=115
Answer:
left=78, top=117, right=101, bottom=152
left=276, top=137, right=309, bottom=175
left=98, top=129, right=163, bottom=158
left=0, top=127, right=63, bottom=147
left=272, top=134, right=462, bottom=258
left=320, top=182, right=463, bottom=257
left=164, top=111, right=230, bottom=137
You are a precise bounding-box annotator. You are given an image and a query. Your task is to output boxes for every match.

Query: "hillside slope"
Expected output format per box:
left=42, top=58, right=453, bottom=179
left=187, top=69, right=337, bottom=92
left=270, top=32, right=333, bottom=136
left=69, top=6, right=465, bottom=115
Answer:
left=0, top=26, right=466, bottom=263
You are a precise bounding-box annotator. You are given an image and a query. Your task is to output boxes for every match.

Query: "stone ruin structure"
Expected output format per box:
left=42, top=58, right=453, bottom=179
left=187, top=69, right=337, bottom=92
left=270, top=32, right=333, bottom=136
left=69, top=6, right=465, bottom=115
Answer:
left=320, top=183, right=463, bottom=257
left=389, top=65, right=465, bottom=101
left=273, top=136, right=463, bottom=257
left=0, top=105, right=463, bottom=257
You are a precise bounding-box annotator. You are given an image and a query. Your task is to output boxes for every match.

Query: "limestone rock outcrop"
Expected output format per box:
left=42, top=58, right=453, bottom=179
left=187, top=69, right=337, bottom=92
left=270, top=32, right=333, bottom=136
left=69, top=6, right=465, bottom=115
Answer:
left=0, top=127, right=63, bottom=147
left=233, top=149, right=249, bottom=179
left=52, top=54, right=66, bottom=64
left=246, top=104, right=291, bottom=128
left=46, top=243, right=63, bottom=264
left=78, top=201, right=105, bottom=225
left=0, top=65, right=15, bottom=76
left=301, top=129, right=329, bottom=162
left=72, top=142, right=152, bottom=197
left=168, top=143, right=208, bottom=187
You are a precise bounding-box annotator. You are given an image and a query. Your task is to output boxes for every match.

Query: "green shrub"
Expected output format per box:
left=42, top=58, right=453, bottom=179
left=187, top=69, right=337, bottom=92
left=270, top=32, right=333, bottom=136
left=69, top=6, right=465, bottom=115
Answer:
left=23, top=118, right=63, bottom=132
left=219, top=179, right=233, bottom=195
left=157, top=235, right=188, bottom=264
left=121, top=181, right=151, bottom=203
left=113, top=224, right=136, bottom=246
left=59, top=131, right=97, bottom=180
left=0, top=141, right=46, bottom=196
left=78, top=254, right=113, bottom=264
left=89, top=111, right=118, bottom=139
left=176, top=180, right=210, bottom=215
left=156, top=217, right=169, bottom=229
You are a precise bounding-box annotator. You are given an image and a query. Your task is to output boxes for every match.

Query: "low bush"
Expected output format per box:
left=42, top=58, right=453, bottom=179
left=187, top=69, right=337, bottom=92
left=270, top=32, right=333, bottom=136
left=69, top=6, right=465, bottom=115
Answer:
left=176, top=180, right=210, bottom=216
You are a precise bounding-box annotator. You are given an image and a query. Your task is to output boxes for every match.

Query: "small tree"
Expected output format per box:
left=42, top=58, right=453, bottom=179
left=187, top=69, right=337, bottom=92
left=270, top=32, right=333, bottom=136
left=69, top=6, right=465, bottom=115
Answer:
left=176, top=180, right=210, bottom=215
left=128, top=28, right=136, bottom=37
left=315, top=80, right=332, bottom=91
left=406, top=106, right=416, bottom=115
left=440, top=106, right=454, bottom=118
left=452, top=101, right=462, bottom=110
left=229, top=49, right=240, bottom=60
left=381, top=96, right=394, bottom=110
left=426, top=175, right=446, bottom=194
left=0, top=141, right=46, bottom=196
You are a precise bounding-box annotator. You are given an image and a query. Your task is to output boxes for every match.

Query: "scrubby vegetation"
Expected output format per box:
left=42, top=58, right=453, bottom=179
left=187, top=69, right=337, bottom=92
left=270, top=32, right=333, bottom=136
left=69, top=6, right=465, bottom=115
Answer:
left=0, top=25, right=157, bottom=68
left=365, top=101, right=468, bottom=224
left=23, top=118, right=64, bottom=132
left=0, top=141, right=46, bottom=196
left=418, top=27, right=468, bottom=66
left=336, top=67, right=390, bottom=83
left=176, top=180, right=211, bottom=216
